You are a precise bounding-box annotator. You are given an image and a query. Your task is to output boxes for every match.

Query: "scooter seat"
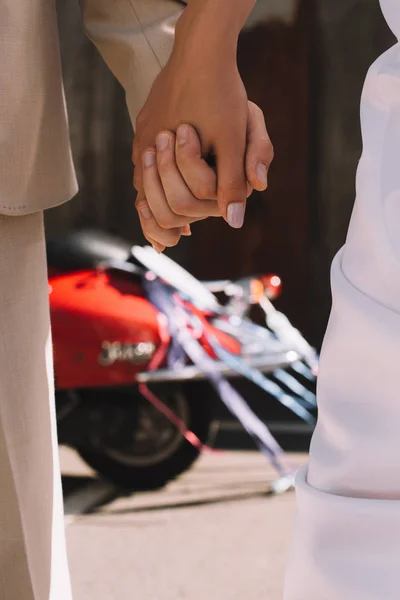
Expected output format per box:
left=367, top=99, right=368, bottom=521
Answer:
left=46, top=229, right=131, bottom=272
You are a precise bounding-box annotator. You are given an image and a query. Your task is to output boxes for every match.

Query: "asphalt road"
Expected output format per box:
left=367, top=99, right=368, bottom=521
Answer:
left=61, top=447, right=307, bottom=600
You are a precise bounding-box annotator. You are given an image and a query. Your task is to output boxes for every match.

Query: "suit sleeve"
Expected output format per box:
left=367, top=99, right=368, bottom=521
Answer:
left=79, top=0, right=185, bottom=127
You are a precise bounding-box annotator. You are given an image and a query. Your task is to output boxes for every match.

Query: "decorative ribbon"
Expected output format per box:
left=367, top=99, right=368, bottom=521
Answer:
left=138, top=310, right=216, bottom=454
left=143, top=277, right=294, bottom=476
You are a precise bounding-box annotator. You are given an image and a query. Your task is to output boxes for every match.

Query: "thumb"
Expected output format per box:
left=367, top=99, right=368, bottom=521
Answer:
left=245, top=101, right=274, bottom=192
left=132, top=141, right=144, bottom=194
left=216, top=131, right=248, bottom=229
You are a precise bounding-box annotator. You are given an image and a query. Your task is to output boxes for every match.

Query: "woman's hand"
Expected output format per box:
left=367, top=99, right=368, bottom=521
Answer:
left=136, top=101, right=273, bottom=252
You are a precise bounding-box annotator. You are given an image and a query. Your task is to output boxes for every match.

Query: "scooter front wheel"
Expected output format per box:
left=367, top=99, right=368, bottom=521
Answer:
left=76, top=385, right=214, bottom=491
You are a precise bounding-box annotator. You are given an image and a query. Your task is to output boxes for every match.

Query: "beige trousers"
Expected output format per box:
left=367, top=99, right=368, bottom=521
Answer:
left=0, top=212, right=72, bottom=599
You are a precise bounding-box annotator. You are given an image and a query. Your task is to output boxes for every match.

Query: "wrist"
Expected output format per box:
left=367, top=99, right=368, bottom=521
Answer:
left=184, top=0, right=256, bottom=34
left=174, top=0, right=255, bottom=58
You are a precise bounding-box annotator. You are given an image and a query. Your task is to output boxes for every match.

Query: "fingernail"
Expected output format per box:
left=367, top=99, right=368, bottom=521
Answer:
left=139, top=203, right=152, bottom=220
left=177, top=125, right=189, bottom=146
left=152, top=244, right=164, bottom=254
left=156, top=133, right=170, bottom=152
left=143, top=152, right=156, bottom=167
left=181, top=225, right=192, bottom=236
left=227, top=203, right=245, bottom=228
left=256, top=163, right=268, bottom=187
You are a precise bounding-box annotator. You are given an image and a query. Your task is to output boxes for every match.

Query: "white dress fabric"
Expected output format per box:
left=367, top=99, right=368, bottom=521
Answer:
left=284, top=1, right=400, bottom=598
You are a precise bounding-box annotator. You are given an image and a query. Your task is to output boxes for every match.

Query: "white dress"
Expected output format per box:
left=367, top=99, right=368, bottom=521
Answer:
left=284, top=1, right=400, bottom=598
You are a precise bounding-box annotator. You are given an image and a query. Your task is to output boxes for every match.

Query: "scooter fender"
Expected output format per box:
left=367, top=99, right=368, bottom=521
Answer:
left=50, top=269, right=162, bottom=389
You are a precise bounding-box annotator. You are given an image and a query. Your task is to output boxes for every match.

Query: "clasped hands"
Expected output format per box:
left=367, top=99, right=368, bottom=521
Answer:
left=134, top=101, right=274, bottom=253
left=132, top=5, right=273, bottom=252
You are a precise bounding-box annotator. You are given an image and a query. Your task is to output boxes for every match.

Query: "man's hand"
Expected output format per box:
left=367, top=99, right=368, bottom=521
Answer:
left=133, top=0, right=267, bottom=229
left=136, top=101, right=273, bottom=252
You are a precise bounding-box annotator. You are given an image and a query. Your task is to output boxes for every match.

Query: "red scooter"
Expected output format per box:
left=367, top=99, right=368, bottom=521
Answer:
left=48, top=230, right=317, bottom=490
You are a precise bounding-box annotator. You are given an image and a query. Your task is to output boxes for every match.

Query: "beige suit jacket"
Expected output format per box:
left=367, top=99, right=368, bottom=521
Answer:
left=0, top=0, right=184, bottom=216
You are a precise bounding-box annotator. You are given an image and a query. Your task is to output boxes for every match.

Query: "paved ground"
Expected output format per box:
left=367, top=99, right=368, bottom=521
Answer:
left=61, top=447, right=307, bottom=600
